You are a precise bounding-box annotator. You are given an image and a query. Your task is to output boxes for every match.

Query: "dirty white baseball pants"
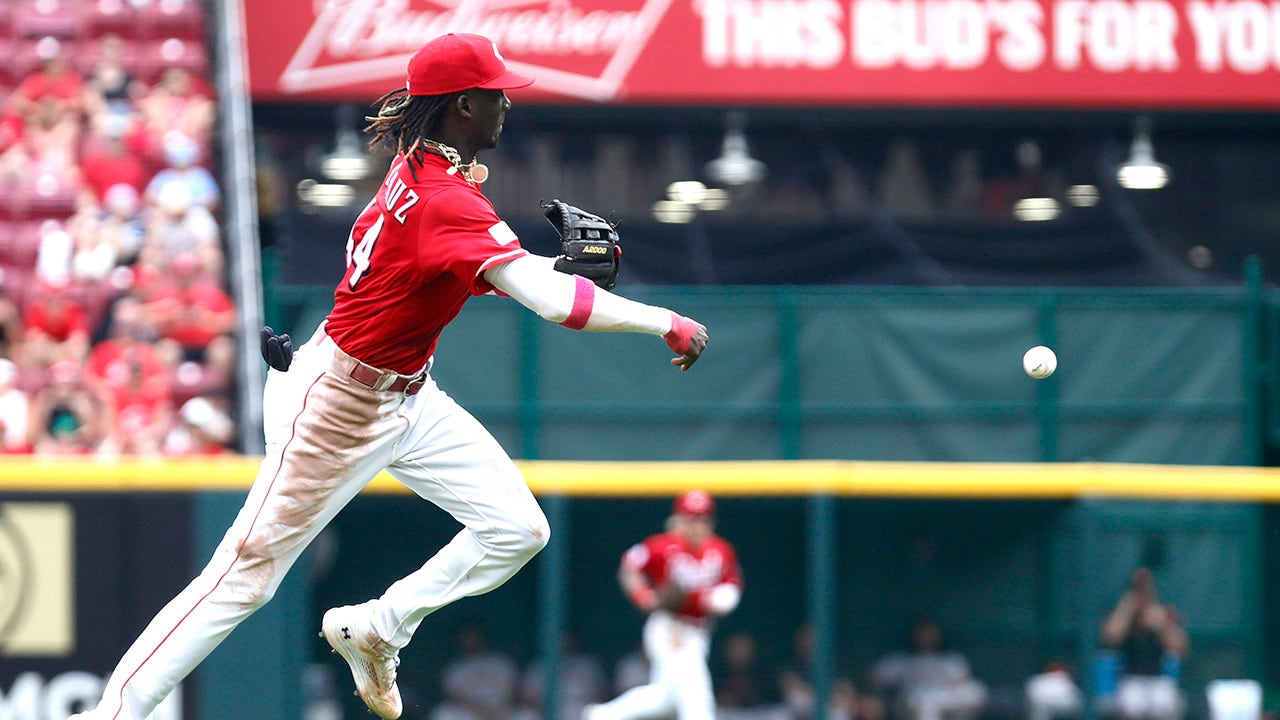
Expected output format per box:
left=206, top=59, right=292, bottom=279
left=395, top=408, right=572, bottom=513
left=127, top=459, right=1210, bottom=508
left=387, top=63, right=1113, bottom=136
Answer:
left=588, top=611, right=715, bottom=720
left=86, top=328, right=550, bottom=720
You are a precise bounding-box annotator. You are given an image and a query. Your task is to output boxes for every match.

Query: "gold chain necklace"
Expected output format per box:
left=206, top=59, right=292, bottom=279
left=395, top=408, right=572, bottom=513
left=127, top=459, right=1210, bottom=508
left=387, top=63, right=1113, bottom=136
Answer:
left=419, top=140, right=489, bottom=184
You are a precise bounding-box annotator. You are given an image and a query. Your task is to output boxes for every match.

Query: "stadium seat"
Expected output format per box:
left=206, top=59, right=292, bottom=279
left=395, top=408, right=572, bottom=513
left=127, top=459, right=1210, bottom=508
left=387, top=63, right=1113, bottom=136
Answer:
left=81, top=0, right=140, bottom=39
left=139, top=37, right=208, bottom=84
left=11, top=0, right=85, bottom=40
left=139, top=0, right=206, bottom=40
left=10, top=185, right=80, bottom=222
left=0, top=220, right=44, bottom=268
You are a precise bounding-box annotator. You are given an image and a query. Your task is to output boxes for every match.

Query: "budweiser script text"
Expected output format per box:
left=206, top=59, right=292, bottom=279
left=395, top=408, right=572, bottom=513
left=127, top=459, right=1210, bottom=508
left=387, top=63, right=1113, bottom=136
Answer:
left=316, top=0, right=650, bottom=58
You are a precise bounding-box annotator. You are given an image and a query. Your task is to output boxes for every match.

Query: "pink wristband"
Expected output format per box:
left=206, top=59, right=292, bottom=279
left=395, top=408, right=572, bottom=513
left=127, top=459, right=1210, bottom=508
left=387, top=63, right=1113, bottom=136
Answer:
left=559, top=275, right=595, bottom=330
left=664, top=312, right=699, bottom=353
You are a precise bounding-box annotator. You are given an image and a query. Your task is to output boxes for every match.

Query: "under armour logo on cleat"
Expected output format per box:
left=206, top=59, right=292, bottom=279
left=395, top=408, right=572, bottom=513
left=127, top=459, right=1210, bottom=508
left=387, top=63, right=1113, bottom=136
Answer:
left=342, top=626, right=352, bottom=639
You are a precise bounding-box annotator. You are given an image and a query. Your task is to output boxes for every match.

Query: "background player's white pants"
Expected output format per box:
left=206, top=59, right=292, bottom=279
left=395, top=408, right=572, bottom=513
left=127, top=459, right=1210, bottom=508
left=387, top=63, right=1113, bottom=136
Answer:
left=589, top=612, right=715, bottom=720
left=87, top=329, right=549, bottom=720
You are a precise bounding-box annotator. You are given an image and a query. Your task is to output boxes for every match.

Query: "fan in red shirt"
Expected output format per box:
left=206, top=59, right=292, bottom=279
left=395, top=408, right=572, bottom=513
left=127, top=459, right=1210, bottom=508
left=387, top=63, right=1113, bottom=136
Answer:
left=145, top=252, right=236, bottom=385
left=21, top=277, right=90, bottom=369
left=586, top=490, right=744, bottom=720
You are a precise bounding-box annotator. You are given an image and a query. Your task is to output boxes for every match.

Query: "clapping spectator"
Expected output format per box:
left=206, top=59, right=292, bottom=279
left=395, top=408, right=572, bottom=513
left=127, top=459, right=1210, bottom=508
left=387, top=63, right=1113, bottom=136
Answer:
left=29, top=358, right=106, bottom=455
left=0, top=358, right=31, bottom=453
left=1100, top=568, right=1189, bottom=720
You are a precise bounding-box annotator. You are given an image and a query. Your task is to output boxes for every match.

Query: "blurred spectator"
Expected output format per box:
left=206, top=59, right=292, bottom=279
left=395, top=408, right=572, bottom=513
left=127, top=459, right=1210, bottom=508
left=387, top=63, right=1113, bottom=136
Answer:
left=163, top=395, right=233, bottom=455
left=29, top=358, right=106, bottom=455
left=145, top=251, right=235, bottom=386
left=142, top=181, right=223, bottom=277
left=137, top=66, right=214, bottom=155
left=0, top=358, right=32, bottom=453
left=431, top=621, right=522, bottom=720
left=144, top=130, right=220, bottom=211
left=713, top=630, right=788, bottom=720
left=0, top=96, right=83, bottom=194
left=81, top=116, right=149, bottom=204
left=516, top=633, right=608, bottom=720
left=611, top=645, right=650, bottom=697
left=85, top=295, right=168, bottom=396
left=0, top=275, right=24, bottom=362
left=1100, top=568, right=1188, bottom=720
left=99, top=347, right=173, bottom=456
left=82, top=32, right=146, bottom=132
left=780, top=624, right=874, bottom=720
left=9, top=36, right=85, bottom=123
left=875, top=138, right=934, bottom=221
left=941, top=149, right=986, bottom=221
left=20, top=276, right=91, bottom=369
left=1024, top=662, right=1083, bottom=720
left=35, top=219, right=75, bottom=284
left=870, top=616, right=987, bottom=720
left=101, top=183, right=148, bottom=267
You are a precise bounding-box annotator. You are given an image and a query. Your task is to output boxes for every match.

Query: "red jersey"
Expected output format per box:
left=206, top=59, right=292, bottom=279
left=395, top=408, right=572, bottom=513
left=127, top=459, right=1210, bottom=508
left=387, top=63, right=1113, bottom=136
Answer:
left=622, top=531, right=743, bottom=622
left=24, top=298, right=89, bottom=342
left=324, top=153, right=528, bottom=374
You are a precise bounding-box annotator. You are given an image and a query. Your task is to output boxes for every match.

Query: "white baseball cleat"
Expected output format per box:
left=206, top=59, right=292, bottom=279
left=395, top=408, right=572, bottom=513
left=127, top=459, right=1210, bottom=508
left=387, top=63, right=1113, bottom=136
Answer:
left=321, top=605, right=403, bottom=719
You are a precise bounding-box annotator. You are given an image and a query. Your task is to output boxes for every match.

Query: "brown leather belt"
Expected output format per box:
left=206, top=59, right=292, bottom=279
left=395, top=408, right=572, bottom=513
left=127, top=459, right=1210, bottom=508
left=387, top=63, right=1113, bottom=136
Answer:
left=347, top=361, right=425, bottom=396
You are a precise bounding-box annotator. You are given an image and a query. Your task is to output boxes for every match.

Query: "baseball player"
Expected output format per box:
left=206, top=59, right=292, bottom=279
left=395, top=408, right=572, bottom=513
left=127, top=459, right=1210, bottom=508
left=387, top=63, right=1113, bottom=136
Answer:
left=69, top=33, right=708, bottom=720
left=584, top=490, right=744, bottom=720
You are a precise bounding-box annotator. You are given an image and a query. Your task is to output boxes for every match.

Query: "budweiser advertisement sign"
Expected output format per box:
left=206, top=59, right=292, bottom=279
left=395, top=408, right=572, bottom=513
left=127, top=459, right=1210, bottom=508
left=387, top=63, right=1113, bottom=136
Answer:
left=244, top=0, right=1280, bottom=107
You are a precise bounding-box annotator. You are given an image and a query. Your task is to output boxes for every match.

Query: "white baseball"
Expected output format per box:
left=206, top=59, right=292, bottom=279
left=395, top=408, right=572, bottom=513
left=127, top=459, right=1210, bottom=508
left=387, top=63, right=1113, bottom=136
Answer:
left=1023, top=345, right=1057, bottom=379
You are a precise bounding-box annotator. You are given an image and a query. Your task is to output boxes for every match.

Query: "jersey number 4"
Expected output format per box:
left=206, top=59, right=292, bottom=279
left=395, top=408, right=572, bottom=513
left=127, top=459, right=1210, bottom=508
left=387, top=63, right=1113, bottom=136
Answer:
left=345, top=209, right=384, bottom=290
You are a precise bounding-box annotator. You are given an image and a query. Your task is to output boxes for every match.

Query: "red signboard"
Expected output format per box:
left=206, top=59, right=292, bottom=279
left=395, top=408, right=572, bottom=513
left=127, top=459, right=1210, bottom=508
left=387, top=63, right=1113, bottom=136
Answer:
left=243, top=0, right=1280, bottom=108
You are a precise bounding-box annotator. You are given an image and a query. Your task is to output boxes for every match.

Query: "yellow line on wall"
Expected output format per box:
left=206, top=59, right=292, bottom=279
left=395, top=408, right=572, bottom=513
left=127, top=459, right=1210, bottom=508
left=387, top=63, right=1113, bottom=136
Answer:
left=1, top=457, right=1279, bottom=501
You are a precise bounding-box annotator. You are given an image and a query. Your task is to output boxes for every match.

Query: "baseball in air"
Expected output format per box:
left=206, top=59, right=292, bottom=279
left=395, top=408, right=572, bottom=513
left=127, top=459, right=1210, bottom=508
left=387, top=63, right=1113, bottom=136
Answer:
left=1023, top=345, right=1057, bottom=379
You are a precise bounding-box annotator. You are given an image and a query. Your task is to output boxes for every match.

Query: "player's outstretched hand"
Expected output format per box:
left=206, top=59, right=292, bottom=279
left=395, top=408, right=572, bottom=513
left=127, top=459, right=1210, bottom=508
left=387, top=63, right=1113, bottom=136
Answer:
left=664, top=313, right=707, bottom=371
left=260, top=326, right=293, bottom=372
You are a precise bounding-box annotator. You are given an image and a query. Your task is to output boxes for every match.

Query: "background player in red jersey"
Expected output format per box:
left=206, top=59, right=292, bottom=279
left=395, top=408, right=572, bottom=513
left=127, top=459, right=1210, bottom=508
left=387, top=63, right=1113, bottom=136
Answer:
left=69, top=33, right=708, bottom=720
left=585, top=490, right=744, bottom=720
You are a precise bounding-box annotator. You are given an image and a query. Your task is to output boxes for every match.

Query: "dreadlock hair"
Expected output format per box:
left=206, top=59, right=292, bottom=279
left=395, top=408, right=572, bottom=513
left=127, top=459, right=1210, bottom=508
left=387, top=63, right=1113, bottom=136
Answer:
left=364, top=88, right=457, bottom=180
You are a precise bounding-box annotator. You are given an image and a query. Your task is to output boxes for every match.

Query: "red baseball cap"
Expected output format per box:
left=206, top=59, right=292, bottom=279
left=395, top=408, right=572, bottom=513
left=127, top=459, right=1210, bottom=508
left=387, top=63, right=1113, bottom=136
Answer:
left=406, top=33, right=535, bottom=96
left=673, top=490, right=715, bottom=517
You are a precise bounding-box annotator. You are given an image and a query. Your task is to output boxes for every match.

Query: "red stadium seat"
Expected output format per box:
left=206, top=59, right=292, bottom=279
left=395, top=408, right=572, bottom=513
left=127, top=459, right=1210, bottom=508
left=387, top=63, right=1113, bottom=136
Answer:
left=0, top=220, right=44, bottom=268
left=139, top=36, right=208, bottom=84
left=12, top=0, right=85, bottom=40
left=138, top=0, right=206, bottom=40
left=81, top=0, right=140, bottom=39
left=9, top=185, right=80, bottom=222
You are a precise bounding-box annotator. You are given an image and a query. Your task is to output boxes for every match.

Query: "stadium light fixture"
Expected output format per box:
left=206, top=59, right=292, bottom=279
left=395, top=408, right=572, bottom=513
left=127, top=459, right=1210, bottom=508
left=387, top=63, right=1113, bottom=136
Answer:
left=321, top=105, right=371, bottom=182
left=1116, top=116, right=1170, bottom=190
left=705, top=111, right=765, bottom=186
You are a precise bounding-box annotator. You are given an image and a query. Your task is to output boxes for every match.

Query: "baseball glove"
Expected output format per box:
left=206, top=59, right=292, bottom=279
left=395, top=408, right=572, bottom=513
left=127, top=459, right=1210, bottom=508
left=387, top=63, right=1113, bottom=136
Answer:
left=260, top=326, right=293, bottom=372
left=543, top=199, right=621, bottom=291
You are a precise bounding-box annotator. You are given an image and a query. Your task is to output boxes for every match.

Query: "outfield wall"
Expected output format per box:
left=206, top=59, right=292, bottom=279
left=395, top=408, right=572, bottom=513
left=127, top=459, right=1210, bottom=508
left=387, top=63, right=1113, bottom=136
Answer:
left=0, top=459, right=1272, bottom=720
